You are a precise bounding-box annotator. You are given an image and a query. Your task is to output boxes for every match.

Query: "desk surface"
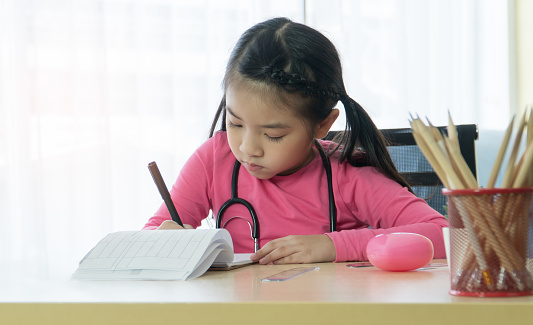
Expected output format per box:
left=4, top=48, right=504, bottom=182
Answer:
left=1, top=260, right=532, bottom=325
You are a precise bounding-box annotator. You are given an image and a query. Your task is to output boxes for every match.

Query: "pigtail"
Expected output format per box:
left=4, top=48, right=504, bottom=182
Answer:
left=209, top=95, right=226, bottom=138
left=338, top=95, right=413, bottom=193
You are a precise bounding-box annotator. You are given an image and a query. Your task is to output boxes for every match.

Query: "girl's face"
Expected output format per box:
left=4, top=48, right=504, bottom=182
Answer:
left=225, top=84, right=316, bottom=179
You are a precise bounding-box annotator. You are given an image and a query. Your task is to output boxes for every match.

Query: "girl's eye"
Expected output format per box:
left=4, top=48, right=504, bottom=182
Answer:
left=266, top=134, right=283, bottom=142
left=227, top=120, right=242, bottom=128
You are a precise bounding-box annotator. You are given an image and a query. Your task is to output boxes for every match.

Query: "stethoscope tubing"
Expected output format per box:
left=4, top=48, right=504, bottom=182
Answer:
left=315, top=140, right=337, bottom=233
left=216, top=160, right=260, bottom=252
left=216, top=141, right=337, bottom=252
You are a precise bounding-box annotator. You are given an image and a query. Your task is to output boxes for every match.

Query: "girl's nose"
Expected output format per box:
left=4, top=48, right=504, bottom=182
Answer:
left=240, top=133, right=263, bottom=157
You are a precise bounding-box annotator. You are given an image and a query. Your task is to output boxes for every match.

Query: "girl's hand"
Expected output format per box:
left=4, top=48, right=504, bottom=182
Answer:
left=157, top=220, right=194, bottom=230
left=250, top=234, right=336, bottom=264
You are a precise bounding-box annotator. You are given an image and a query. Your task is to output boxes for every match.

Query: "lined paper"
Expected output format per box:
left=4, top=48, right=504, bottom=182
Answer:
left=72, top=229, right=234, bottom=280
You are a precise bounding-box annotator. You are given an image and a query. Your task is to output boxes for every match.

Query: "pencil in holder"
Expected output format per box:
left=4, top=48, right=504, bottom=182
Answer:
left=443, top=187, right=533, bottom=297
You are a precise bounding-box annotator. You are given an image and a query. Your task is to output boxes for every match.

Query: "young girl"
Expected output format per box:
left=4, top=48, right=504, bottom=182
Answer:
left=144, top=17, right=448, bottom=264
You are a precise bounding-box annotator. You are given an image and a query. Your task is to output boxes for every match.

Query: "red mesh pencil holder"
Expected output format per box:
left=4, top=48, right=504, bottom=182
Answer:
left=443, top=188, right=533, bottom=297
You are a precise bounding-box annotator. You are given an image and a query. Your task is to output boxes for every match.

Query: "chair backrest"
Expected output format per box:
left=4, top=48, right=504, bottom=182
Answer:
left=323, top=124, right=478, bottom=215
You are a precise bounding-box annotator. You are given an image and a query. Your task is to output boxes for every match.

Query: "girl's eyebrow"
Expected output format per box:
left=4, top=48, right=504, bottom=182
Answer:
left=226, top=106, right=291, bottom=129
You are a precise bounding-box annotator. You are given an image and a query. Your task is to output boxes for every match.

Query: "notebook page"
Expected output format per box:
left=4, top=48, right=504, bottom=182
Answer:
left=72, top=229, right=233, bottom=280
left=211, top=253, right=253, bottom=268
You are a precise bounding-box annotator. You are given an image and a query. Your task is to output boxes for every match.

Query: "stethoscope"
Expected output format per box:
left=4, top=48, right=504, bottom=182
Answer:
left=216, top=140, right=337, bottom=252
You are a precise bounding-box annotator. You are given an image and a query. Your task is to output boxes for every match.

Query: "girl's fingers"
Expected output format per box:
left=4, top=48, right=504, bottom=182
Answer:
left=253, top=236, right=306, bottom=264
left=251, top=238, right=290, bottom=263
left=157, top=220, right=190, bottom=230
left=251, top=235, right=336, bottom=264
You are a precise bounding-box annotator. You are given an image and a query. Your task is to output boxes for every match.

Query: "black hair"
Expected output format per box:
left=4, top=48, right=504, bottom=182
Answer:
left=208, top=17, right=412, bottom=192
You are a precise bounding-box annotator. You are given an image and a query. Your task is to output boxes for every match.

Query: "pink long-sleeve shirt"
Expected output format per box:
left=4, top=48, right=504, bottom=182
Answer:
left=144, top=131, right=448, bottom=261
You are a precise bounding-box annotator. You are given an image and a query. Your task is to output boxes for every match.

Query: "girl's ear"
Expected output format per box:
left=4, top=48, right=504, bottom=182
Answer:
left=315, top=109, right=340, bottom=139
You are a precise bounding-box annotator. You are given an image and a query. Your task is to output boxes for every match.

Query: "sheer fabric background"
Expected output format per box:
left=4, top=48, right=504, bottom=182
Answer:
left=0, top=0, right=511, bottom=278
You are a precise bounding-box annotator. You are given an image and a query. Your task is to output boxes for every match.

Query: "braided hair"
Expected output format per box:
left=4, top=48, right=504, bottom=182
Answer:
left=209, top=17, right=412, bottom=192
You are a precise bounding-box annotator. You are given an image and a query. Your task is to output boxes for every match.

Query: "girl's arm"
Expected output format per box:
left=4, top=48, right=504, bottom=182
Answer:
left=251, top=166, right=448, bottom=264
left=327, top=222, right=447, bottom=262
left=326, top=166, right=449, bottom=262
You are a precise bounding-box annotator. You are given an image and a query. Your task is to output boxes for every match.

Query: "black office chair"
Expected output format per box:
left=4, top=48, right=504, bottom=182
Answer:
left=324, top=124, right=478, bottom=215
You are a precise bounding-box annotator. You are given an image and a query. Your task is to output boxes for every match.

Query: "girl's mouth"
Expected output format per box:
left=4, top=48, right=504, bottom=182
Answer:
left=243, top=161, right=264, bottom=172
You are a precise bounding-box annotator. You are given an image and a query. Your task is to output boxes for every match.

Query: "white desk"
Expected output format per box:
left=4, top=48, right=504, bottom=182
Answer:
left=1, top=260, right=532, bottom=325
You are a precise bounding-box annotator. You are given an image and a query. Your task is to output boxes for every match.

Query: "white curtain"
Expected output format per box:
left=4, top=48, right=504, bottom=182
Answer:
left=308, top=0, right=510, bottom=131
left=0, top=0, right=511, bottom=278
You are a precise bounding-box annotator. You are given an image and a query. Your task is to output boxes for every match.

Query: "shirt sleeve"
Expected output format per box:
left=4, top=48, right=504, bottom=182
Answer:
left=326, top=166, right=449, bottom=262
left=143, top=137, right=216, bottom=230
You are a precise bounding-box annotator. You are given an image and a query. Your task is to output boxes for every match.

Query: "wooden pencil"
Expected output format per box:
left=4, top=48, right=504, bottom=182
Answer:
left=410, top=114, right=533, bottom=292
left=487, top=116, right=515, bottom=189
left=502, top=110, right=528, bottom=188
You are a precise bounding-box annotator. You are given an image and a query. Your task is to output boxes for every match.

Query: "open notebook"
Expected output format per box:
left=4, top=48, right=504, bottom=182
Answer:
left=71, top=229, right=254, bottom=280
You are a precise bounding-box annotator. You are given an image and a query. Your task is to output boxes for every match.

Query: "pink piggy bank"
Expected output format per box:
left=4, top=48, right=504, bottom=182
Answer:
left=366, top=233, right=434, bottom=271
